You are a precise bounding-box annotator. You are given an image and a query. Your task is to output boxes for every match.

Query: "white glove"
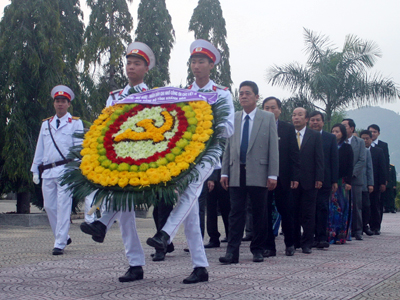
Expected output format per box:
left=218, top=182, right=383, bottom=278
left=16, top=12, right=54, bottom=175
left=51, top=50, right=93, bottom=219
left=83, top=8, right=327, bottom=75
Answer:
left=33, top=173, right=40, bottom=185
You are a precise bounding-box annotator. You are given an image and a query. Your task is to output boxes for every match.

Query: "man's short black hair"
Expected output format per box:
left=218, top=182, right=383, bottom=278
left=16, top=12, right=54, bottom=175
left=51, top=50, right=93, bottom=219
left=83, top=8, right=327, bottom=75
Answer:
left=368, top=124, right=380, bottom=133
left=190, top=53, right=214, bottom=64
left=127, top=54, right=149, bottom=66
left=342, top=118, right=356, bottom=132
left=309, top=111, right=325, bottom=122
left=360, top=129, right=372, bottom=138
left=262, top=97, right=281, bottom=109
left=239, top=81, right=259, bottom=95
left=331, top=123, right=347, bottom=144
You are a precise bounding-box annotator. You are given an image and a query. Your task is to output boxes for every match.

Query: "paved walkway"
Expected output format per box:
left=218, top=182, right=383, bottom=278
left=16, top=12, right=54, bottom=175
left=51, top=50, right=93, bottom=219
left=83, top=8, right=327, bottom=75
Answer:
left=0, top=208, right=399, bottom=299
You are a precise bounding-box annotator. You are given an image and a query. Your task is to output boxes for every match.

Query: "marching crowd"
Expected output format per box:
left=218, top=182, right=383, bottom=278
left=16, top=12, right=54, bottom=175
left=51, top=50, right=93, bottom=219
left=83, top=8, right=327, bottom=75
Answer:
left=30, top=39, right=396, bottom=285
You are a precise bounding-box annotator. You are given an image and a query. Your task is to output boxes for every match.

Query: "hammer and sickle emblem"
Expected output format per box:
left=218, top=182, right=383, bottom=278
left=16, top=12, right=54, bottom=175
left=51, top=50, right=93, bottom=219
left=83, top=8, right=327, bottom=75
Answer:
left=113, top=111, right=174, bottom=143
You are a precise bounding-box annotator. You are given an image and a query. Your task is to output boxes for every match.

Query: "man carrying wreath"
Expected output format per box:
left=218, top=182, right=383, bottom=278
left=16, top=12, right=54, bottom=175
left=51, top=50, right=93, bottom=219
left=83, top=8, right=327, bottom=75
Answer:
left=146, top=39, right=235, bottom=284
left=80, top=41, right=155, bottom=282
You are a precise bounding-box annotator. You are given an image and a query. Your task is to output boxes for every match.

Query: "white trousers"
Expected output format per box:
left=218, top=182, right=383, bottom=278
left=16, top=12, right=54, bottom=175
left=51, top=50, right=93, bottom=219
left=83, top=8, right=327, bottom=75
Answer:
left=86, top=192, right=144, bottom=267
left=163, top=160, right=215, bottom=268
left=42, top=178, right=72, bottom=249
left=85, top=191, right=116, bottom=231
left=119, top=209, right=145, bottom=267
left=84, top=192, right=96, bottom=223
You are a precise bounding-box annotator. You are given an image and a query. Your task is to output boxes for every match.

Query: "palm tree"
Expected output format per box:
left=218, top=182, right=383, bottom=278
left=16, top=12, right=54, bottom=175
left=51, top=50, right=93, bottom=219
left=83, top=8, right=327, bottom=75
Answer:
left=267, top=28, right=400, bottom=128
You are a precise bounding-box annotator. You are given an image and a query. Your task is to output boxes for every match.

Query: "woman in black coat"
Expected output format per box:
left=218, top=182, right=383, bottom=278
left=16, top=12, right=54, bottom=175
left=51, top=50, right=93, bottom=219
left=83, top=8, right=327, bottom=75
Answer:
left=328, top=123, right=353, bottom=244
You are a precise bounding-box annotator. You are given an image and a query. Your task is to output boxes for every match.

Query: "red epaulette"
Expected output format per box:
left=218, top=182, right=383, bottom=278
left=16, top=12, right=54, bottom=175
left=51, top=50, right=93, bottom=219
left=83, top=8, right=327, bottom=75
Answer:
left=187, top=85, right=193, bottom=90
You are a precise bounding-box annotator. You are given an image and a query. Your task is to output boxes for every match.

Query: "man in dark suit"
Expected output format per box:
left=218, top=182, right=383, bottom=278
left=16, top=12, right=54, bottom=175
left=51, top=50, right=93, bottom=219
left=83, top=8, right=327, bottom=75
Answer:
left=368, top=124, right=389, bottom=177
left=360, top=130, right=387, bottom=235
left=309, top=111, right=339, bottom=249
left=342, top=119, right=366, bottom=240
left=220, top=81, right=279, bottom=264
left=368, top=124, right=392, bottom=215
left=292, top=107, right=324, bottom=254
left=263, top=97, right=300, bottom=257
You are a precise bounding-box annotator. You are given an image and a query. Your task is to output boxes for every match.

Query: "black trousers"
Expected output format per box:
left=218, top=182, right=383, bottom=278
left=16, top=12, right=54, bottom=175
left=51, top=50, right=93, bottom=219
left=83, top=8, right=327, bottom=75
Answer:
left=206, top=171, right=230, bottom=243
left=226, top=165, right=268, bottom=258
left=361, top=191, right=370, bottom=229
left=198, top=182, right=208, bottom=238
left=153, top=199, right=174, bottom=232
left=369, top=189, right=382, bottom=231
left=265, top=179, right=295, bottom=250
left=293, top=185, right=318, bottom=249
left=315, top=187, right=332, bottom=242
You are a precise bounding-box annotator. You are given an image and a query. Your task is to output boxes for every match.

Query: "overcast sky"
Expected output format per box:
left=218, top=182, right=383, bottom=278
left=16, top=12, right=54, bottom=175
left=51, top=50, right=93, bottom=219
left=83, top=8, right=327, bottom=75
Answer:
left=1, top=0, right=399, bottom=113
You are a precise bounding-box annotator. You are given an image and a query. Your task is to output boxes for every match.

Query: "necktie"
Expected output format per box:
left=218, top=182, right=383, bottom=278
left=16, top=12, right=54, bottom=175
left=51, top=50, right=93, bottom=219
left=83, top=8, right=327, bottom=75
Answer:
left=56, top=119, right=60, bottom=129
left=297, top=131, right=301, bottom=149
left=240, top=115, right=250, bottom=164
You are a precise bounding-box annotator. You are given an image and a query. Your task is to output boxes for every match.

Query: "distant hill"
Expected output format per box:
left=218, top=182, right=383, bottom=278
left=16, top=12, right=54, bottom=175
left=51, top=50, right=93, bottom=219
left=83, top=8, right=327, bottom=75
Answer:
left=346, top=106, right=400, bottom=180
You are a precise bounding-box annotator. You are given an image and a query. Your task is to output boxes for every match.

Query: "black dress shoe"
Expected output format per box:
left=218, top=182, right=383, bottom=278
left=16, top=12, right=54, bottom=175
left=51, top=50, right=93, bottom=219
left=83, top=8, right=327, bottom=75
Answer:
left=67, top=238, right=72, bottom=246
left=285, top=246, right=295, bottom=256
left=316, top=241, right=330, bottom=249
left=221, top=237, right=228, bottom=243
left=146, top=230, right=170, bottom=252
left=374, top=230, right=381, bottom=235
left=80, top=221, right=106, bottom=243
left=311, top=241, right=319, bottom=248
left=152, top=242, right=175, bottom=257
left=253, top=252, right=264, bottom=262
left=364, top=228, right=374, bottom=236
left=262, top=249, right=276, bottom=257
left=219, top=253, right=239, bottom=264
left=52, top=248, right=64, bottom=255
left=152, top=250, right=165, bottom=262
left=204, top=242, right=220, bottom=248
left=302, top=247, right=312, bottom=254
left=118, top=266, right=144, bottom=282
left=355, top=234, right=363, bottom=240
left=166, top=242, right=175, bottom=253
left=183, top=267, right=208, bottom=284
left=184, top=248, right=190, bottom=253
left=241, top=235, right=253, bottom=242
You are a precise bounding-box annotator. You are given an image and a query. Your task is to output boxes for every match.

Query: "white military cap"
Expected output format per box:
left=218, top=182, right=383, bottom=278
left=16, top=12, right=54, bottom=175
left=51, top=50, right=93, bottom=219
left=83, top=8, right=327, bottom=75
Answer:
left=126, top=41, right=155, bottom=70
left=190, top=39, right=221, bottom=65
left=51, top=85, right=75, bottom=101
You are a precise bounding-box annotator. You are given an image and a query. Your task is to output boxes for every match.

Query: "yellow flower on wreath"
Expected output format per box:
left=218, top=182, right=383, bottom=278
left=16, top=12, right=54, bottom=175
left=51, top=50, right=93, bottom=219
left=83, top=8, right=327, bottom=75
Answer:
left=118, top=177, right=129, bottom=188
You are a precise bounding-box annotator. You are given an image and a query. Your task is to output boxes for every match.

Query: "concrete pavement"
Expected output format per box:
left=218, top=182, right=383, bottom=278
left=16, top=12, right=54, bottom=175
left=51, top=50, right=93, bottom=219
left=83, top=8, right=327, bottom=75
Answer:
left=0, top=207, right=400, bottom=299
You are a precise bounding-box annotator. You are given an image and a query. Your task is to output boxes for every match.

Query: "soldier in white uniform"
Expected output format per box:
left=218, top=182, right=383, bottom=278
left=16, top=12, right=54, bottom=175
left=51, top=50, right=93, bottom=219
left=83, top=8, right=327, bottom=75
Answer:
left=31, top=85, right=84, bottom=255
left=146, top=39, right=235, bottom=284
left=80, top=42, right=155, bottom=282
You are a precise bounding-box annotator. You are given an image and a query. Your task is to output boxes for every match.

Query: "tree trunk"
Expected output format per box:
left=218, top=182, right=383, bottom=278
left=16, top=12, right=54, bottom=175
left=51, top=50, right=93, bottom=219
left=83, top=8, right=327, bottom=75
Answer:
left=16, top=192, right=30, bottom=214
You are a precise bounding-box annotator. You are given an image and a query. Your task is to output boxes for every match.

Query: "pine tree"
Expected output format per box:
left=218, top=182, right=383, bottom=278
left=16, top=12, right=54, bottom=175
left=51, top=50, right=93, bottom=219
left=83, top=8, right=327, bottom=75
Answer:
left=135, top=0, right=175, bottom=88
left=0, top=0, right=84, bottom=212
left=187, top=0, right=232, bottom=88
left=58, top=0, right=87, bottom=120
left=79, top=0, right=133, bottom=96
left=0, top=0, right=66, bottom=212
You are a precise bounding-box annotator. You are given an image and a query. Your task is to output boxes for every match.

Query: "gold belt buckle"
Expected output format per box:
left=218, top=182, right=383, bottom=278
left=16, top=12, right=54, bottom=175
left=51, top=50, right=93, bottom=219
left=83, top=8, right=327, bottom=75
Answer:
left=52, top=162, right=57, bottom=168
